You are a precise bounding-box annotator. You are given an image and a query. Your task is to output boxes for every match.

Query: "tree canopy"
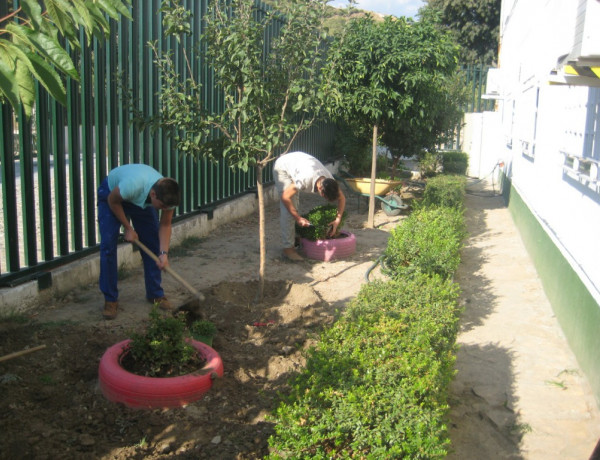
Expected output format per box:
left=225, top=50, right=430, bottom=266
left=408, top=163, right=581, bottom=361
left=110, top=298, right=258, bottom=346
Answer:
left=325, top=15, right=463, bottom=166
left=0, top=0, right=132, bottom=119
left=421, top=0, right=500, bottom=66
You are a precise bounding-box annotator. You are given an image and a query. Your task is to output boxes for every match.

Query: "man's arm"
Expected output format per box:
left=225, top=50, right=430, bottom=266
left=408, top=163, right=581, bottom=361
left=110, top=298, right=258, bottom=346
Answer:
left=328, top=189, right=346, bottom=236
left=107, top=186, right=138, bottom=242
left=281, top=185, right=312, bottom=227
left=156, top=209, right=174, bottom=269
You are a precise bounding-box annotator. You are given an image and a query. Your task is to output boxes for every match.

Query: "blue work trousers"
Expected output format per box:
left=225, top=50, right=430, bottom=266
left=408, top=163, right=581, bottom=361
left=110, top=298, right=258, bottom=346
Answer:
left=97, top=178, right=164, bottom=302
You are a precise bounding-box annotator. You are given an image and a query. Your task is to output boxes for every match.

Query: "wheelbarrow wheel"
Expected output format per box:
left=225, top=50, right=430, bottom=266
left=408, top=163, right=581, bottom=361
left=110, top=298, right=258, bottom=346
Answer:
left=381, top=193, right=405, bottom=216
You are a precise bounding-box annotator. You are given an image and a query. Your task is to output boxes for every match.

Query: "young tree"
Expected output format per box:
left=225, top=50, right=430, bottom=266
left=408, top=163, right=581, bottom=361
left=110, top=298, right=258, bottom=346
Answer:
left=150, top=0, right=331, bottom=299
left=325, top=15, right=461, bottom=226
left=380, top=65, right=466, bottom=177
left=0, top=0, right=132, bottom=119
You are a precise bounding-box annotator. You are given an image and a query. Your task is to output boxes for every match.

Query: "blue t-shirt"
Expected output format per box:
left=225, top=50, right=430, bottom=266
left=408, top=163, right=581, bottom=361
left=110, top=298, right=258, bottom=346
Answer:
left=107, top=164, right=163, bottom=208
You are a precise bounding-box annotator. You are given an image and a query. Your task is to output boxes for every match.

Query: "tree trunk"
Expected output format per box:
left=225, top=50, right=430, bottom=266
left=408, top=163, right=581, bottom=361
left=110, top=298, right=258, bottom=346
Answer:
left=256, top=163, right=266, bottom=302
left=367, top=124, right=378, bottom=228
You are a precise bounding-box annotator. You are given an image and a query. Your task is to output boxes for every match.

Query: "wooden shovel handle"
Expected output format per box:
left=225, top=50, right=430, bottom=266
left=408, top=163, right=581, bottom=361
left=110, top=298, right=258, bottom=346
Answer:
left=0, top=344, right=46, bottom=363
left=132, top=239, right=201, bottom=297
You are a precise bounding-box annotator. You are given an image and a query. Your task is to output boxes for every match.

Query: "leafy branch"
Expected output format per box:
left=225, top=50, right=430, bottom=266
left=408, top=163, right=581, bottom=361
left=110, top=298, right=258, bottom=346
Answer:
left=0, top=0, right=132, bottom=119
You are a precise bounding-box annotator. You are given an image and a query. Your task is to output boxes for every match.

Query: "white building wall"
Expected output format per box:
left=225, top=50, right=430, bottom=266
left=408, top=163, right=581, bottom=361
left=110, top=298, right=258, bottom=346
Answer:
left=494, top=0, right=600, bottom=301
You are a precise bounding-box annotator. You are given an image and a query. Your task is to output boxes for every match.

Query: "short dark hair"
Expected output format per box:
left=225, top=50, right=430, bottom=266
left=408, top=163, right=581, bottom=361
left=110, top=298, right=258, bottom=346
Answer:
left=321, top=178, right=340, bottom=202
left=152, top=178, right=180, bottom=207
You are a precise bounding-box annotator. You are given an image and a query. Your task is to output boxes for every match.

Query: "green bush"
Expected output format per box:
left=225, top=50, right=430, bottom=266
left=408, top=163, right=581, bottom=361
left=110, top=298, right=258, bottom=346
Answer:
left=295, top=205, right=347, bottom=241
left=268, top=275, right=461, bottom=458
left=189, top=320, right=217, bottom=339
left=418, top=151, right=441, bottom=178
left=126, top=308, right=199, bottom=377
left=383, top=206, right=466, bottom=280
left=441, top=150, right=468, bottom=175
left=421, top=175, right=466, bottom=209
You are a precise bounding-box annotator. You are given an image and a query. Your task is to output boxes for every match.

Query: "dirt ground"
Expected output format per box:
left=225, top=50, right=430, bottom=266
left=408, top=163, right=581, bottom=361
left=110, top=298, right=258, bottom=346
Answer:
left=0, top=186, right=406, bottom=460
left=1, top=180, right=598, bottom=459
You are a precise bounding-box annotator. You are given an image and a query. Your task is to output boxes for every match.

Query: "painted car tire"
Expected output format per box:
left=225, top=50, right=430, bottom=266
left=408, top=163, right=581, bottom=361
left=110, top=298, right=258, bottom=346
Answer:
left=301, top=231, right=356, bottom=262
left=98, top=339, right=224, bottom=409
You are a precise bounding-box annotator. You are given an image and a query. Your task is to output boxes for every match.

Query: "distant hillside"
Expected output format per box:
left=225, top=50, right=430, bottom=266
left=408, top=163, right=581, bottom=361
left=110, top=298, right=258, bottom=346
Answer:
left=261, top=1, right=386, bottom=36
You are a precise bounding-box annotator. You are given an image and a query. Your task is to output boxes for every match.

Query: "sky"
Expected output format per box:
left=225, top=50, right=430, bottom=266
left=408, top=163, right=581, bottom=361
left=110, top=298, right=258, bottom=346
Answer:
left=328, top=0, right=427, bottom=19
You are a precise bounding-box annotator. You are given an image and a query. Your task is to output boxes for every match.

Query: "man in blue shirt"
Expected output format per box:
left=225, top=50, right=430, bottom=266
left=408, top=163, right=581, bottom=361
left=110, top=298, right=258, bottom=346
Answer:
left=97, top=164, right=180, bottom=319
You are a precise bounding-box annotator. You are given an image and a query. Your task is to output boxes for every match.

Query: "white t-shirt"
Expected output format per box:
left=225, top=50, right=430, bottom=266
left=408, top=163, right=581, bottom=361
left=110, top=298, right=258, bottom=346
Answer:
left=274, top=151, right=333, bottom=193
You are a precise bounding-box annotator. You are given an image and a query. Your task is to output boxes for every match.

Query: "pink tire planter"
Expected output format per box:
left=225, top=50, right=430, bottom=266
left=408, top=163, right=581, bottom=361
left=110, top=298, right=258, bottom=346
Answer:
left=301, top=231, right=356, bottom=262
left=98, top=339, right=224, bottom=409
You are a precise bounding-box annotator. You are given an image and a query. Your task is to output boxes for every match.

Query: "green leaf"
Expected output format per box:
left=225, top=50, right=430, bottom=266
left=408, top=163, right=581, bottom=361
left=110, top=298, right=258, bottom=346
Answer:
left=96, top=0, right=123, bottom=20
left=25, top=51, right=67, bottom=105
left=15, top=60, right=35, bottom=118
left=0, top=60, right=21, bottom=114
left=108, top=0, right=133, bottom=20
left=71, top=0, right=95, bottom=38
left=86, top=2, right=111, bottom=39
left=20, top=0, right=44, bottom=31
left=44, top=0, right=76, bottom=41
left=6, top=23, right=79, bottom=81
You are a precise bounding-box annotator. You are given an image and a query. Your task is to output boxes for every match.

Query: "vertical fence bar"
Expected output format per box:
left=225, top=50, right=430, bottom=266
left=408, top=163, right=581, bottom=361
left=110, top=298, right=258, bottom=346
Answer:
left=81, top=32, right=96, bottom=248
left=94, top=37, right=107, bottom=187
left=36, top=91, right=54, bottom=262
left=51, top=99, right=69, bottom=256
left=17, top=106, right=37, bottom=266
left=108, top=19, right=119, bottom=169
left=67, top=42, right=83, bottom=252
left=1, top=105, right=19, bottom=273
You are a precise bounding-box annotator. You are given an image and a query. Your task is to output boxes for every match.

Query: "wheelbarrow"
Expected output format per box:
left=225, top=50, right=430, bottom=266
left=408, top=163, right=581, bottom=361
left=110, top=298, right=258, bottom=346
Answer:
left=334, top=173, right=409, bottom=216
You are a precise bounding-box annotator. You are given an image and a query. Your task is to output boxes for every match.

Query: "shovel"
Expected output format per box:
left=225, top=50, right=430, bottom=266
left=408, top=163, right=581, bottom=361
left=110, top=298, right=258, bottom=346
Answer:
left=132, top=239, right=205, bottom=313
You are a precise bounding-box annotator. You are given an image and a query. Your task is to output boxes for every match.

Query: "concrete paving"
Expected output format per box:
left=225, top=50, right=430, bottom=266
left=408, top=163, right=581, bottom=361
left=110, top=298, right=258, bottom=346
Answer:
left=447, top=180, right=600, bottom=460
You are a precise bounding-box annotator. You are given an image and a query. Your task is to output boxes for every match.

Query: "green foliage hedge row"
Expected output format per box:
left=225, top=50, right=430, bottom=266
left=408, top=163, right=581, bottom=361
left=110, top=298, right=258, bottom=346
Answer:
left=383, top=206, right=466, bottom=281
left=421, top=175, right=467, bottom=209
left=268, top=174, right=467, bottom=458
left=269, top=275, right=460, bottom=458
left=441, top=150, right=469, bottom=176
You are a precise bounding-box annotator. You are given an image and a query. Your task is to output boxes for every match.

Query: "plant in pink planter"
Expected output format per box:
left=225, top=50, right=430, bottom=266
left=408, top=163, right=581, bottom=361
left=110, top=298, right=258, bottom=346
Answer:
left=98, top=308, right=223, bottom=409
left=296, top=205, right=356, bottom=261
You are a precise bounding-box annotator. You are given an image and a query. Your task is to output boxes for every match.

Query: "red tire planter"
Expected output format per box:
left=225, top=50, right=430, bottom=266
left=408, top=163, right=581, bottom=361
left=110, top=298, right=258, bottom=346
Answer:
left=301, top=231, right=356, bottom=262
left=98, top=339, right=224, bottom=409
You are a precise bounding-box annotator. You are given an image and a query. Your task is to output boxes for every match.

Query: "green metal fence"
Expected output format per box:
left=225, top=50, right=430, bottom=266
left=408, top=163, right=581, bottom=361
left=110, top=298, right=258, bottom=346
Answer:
left=463, top=64, right=495, bottom=113
left=0, top=0, right=335, bottom=286
left=441, top=65, right=496, bottom=150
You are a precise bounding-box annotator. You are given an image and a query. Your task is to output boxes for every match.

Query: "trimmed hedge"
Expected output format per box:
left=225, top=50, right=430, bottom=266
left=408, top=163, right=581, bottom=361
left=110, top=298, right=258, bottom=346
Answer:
left=268, top=275, right=461, bottom=459
left=441, top=150, right=468, bottom=176
left=268, top=174, right=467, bottom=458
left=421, top=175, right=466, bottom=209
left=383, top=206, right=466, bottom=281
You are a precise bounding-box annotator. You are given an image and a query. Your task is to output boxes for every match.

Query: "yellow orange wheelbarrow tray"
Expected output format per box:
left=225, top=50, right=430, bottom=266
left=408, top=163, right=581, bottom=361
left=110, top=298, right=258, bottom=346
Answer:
left=335, top=176, right=409, bottom=216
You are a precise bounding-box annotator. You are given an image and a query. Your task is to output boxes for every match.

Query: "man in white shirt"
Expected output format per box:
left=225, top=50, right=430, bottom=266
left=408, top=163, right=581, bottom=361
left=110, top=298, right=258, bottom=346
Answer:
left=273, top=151, right=346, bottom=261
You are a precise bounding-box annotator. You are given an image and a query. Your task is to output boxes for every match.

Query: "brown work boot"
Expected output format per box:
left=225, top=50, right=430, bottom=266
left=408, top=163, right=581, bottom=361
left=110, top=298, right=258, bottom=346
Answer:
left=102, top=301, right=118, bottom=320
left=282, top=248, right=304, bottom=261
left=147, top=296, right=173, bottom=311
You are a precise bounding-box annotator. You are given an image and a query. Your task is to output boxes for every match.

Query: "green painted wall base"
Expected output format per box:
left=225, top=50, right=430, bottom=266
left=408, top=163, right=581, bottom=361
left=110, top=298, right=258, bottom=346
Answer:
left=503, top=177, right=600, bottom=406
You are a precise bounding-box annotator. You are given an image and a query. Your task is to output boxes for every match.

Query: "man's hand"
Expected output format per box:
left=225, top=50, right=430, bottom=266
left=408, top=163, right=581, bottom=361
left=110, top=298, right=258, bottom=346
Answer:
left=157, top=253, right=169, bottom=270
left=296, top=217, right=312, bottom=227
left=123, top=227, right=139, bottom=242
left=327, top=215, right=342, bottom=237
